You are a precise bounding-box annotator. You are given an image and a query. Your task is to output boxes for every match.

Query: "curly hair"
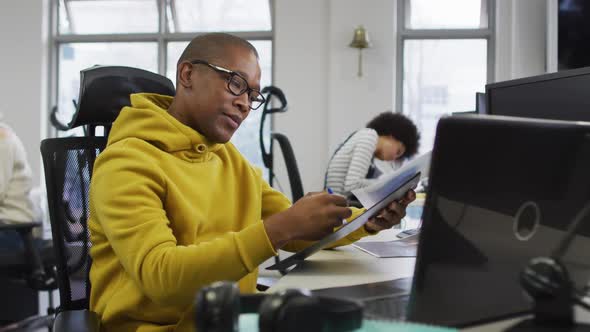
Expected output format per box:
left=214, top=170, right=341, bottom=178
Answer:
left=366, top=111, right=420, bottom=159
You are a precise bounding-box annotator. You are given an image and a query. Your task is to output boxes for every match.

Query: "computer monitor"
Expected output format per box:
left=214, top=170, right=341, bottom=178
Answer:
left=485, top=66, right=590, bottom=121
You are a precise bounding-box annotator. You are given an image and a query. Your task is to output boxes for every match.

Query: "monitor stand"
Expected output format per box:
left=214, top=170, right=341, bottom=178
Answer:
left=505, top=286, right=590, bottom=331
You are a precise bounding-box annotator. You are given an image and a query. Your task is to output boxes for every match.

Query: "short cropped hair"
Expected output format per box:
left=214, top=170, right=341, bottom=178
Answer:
left=366, top=112, right=420, bottom=159
left=177, top=33, right=259, bottom=67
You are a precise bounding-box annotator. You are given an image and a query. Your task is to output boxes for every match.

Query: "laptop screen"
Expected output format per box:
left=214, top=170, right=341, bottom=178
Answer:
left=408, top=115, right=590, bottom=327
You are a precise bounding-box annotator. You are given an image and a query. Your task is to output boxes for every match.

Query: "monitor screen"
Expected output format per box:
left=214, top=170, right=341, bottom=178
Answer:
left=485, top=66, right=590, bottom=122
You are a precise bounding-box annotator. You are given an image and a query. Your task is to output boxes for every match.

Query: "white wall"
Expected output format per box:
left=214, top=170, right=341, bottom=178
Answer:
left=0, top=0, right=48, bottom=186
left=272, top=0, right=330, bottom=193
left=0, top=0, right=550, bottom=195
left=274, top=0, right=396, bottom=192
left=326, top=0, right=396, bottom=161
left=274, top=0, right=549, bottom=193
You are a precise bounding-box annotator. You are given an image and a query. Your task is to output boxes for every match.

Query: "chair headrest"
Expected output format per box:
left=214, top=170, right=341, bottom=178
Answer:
left=261, top=86, right=288, bottom=114
left=68, top=66, right=175, bottom=129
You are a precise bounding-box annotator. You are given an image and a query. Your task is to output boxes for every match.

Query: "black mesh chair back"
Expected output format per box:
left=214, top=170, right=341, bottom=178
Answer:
left=41, top=136, right=107, bottom=312
left=68, top=65, right=175, bottom=136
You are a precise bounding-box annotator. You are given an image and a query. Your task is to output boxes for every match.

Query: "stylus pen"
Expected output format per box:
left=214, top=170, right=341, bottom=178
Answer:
left=327, top=187, right=352, bottom=207
left=327, top=187, right=348, bottom=225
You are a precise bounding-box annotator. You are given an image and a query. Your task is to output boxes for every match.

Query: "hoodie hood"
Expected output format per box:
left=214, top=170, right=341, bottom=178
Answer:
left=108, top=93, right=223, bottom=156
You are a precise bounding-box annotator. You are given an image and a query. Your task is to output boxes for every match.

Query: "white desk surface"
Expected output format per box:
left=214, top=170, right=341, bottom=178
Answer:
left=268, top=228, right=415, bottom=292
left=266, top=228, right=590, bottom=332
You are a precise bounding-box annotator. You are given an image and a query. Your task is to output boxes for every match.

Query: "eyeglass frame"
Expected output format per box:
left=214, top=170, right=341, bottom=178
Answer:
left=189, top=59, right=266, bottom=110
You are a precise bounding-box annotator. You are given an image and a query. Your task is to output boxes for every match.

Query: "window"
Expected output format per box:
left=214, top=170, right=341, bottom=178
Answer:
left=50, top=0, right=273, bottom=172
left=397, top=0, right=494, bottom=153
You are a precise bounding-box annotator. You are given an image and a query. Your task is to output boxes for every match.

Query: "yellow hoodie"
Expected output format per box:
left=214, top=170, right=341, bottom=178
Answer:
left=88, top=93, right=371, bottom=331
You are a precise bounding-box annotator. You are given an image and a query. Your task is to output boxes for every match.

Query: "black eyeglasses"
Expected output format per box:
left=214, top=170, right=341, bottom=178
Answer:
left=190, top=60, right=266, bottom=110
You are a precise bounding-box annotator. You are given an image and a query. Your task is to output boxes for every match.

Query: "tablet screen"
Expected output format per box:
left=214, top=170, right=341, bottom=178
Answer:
left=267, top=172, right=421, bottom=271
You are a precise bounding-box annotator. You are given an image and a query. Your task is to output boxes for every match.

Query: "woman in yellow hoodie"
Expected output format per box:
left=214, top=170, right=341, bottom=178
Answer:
left=88, top=33, right=415, bottom=331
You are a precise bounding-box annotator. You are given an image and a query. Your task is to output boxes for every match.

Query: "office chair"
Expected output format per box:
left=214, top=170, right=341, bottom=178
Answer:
left=259, top=86, right=304, bottom=202
left=257, top=86, right=303, bottom=281
left=41, top=65, right=175, bottom=332
left=0, top=221, right=57, bottom=330
left=0, top=139, right=57, bottom=331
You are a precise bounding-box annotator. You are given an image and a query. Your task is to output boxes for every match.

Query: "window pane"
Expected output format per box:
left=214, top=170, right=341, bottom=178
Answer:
left=402, top=39, right=487, bottom=152
left=169, top=0, right=271, bottom=33
left=406, top=0, right=488, bottom=29
left=166, top=42, right=186, bottom=82
left=57, top=43, right=158, bottom=135
left=166, top=41, right=272, bottom=174
left=59, top=0, right=159, bottom=34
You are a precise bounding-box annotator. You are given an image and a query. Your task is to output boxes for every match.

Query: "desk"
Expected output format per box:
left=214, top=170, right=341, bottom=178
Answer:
left=267, top=228, right=590, bottom=332
left=268, top=228, right=414, bottom=292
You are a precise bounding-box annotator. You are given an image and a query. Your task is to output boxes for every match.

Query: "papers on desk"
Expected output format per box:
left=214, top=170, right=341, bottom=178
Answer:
left=352, top=151, right=431, bottom=208
left=353, top=234, right=419, bottom=258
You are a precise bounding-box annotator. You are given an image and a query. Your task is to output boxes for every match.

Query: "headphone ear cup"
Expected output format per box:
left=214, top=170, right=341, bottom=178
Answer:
left=276, top=295, right=323, bottom=332
left=195, top=281, right=241, bottom=332
left=521, top=257, right=570, bottom=300
left=258, top=289, right=322, bottom=332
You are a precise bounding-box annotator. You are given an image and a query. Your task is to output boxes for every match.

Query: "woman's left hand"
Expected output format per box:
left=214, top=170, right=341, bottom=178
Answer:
left=364, top=189, right=417, bottom=234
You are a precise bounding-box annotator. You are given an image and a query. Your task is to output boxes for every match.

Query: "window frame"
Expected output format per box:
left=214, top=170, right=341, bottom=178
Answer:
left=47, top=0, right=275, bottom=138
left=395, top=0, right=496, bottom=116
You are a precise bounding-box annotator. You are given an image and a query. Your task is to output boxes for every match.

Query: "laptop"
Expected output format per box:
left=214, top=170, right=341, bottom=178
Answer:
left=314, top=115, right=590, bottom=327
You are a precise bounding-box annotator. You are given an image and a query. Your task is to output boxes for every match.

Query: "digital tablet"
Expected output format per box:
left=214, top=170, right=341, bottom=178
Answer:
left=266, top=172, right=421, bottom=270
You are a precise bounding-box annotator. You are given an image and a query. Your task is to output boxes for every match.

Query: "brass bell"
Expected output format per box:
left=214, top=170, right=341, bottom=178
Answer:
left=349, top=25, right=372, bottom=49
left=349, top=26, right=372, bottom=77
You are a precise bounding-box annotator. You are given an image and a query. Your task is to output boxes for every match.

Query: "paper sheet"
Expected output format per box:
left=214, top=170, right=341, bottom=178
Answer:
left=352, top=151, right=432, bottom=208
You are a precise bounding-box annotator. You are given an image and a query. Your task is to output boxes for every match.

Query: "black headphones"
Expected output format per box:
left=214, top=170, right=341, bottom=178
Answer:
left=194, top=281, right=363, bottom=332
left=521, top=257, right=573, bottom=301
left=518, top=202, right=590, bottom=324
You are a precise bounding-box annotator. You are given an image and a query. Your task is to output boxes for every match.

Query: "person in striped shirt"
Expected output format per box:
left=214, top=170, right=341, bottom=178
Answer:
left=325, top=112, right=420, bottom=198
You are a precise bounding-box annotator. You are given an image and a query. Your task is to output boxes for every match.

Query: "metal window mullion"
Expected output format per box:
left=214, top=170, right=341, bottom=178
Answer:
left=395, top=0, right=405, bottom=116
left=63, top=0, right=75, bottom=34
left=55, top=33, right=161, bottom=43
left=55, top=31, right=273, bottom=43
left=54, top=31, right=273, bottom=44
left=157, top=0, right=167, bottom=76
left=269, top=0, right=276, bottom=139
left=487, top=0, right=496, bottom=83
left=48, top=0, right=60, bottom=139
left=158, top=37, right=166, bottom=76
left=269, top=0, right=275, bottom=34
left=400, top=29, right=492, bottom=39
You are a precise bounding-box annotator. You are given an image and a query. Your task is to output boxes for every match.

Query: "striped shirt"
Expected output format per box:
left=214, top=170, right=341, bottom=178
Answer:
left=325, top=128, right=380, bottom=197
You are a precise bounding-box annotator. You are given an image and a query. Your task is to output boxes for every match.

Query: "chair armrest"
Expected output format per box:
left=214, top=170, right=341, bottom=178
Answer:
left=53, top=310, right=101, bottom=332
left=0, top=221, right=42, bottom=231
left=0, top=220, right=48, bottom=288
